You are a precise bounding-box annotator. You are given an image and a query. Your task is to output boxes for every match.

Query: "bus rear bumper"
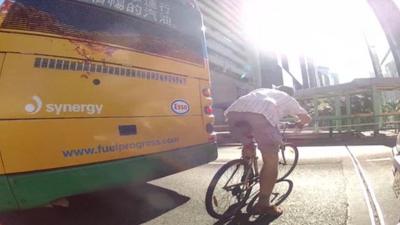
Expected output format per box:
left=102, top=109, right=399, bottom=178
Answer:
left=0, top=143, right=218, bottom=212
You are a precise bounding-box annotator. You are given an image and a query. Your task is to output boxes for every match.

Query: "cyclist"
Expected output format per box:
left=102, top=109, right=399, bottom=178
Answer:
left=224, top=86, right=311, bottom=217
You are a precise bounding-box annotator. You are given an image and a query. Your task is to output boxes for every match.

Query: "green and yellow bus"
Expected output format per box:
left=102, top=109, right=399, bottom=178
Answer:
left=0, top=0, right=217, bottom=211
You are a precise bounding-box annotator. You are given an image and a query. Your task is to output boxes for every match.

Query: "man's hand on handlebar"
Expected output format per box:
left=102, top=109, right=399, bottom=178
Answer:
left=294, top=121, right=305, bottom=129
left=297, top=113, right=312, bottom=125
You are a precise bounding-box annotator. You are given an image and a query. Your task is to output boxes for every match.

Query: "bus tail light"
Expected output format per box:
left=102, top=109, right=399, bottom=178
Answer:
left=204, top=106, right=213, bottom=115
left=202, top=88, right=211, bottom=97
left=206, top=123, right=214, bottom=134
left=208, top=133, right=217, bottom=143
left=202, top=85, right=214, bottom=143
left=0, top=0, right=14, bottom=13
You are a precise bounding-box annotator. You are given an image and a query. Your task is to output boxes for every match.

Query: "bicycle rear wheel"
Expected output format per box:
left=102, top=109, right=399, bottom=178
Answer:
left=205, top=159, right=253, bottom=219
left=277, top=143, right=299, bottom=180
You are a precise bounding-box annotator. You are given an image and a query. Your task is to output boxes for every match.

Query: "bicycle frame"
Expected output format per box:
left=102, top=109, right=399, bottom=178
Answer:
left=206, top=122, right=299, bottom=219
left=223, top=124, right=292, bottom=192
left=222, top=155, right=259, bottom=193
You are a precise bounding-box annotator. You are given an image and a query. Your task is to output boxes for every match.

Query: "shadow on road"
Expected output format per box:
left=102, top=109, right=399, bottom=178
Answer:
left=213, top=179, right=293, bottom=225
left=0, top=183, right=189, bottom=225
left=214, top=212, right=278, bottom=225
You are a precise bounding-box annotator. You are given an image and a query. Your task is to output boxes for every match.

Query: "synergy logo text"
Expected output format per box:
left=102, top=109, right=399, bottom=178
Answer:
left=25, top=96, right=103, bottom=115
left=25, top=96, right=43, bottom=114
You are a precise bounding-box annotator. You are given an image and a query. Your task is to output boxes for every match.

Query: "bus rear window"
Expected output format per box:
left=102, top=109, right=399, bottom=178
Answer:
left=0, top=0, right=205, bottom=65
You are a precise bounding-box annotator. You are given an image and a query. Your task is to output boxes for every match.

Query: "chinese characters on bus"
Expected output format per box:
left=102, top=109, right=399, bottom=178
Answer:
left=81, top=0, right=174, bottom=28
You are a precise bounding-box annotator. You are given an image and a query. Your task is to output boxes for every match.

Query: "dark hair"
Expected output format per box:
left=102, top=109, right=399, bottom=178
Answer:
left=275, top=85, right=295, bottom=96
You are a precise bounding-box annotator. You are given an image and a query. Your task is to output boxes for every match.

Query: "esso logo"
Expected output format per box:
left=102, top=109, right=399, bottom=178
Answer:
left=171, top=100, right=190, bottom=115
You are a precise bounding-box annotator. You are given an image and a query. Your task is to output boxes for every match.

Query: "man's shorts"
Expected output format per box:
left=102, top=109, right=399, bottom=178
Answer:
left=226, top=111, right=282, bottom=153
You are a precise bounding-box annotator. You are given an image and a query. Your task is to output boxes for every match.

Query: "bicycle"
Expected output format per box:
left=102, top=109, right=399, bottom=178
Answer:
left=205, top=122, right=300, bottom=219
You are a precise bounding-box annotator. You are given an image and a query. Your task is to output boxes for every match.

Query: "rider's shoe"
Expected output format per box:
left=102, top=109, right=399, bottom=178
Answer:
left=252, top=203, right=283, bottom=217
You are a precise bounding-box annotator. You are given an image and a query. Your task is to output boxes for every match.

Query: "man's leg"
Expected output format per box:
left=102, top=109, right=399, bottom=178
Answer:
left=258, top=145, right=279, bottom=205
left=246, top=113, right=283, bottom=215
left=253, top=144, right=283, bottom=216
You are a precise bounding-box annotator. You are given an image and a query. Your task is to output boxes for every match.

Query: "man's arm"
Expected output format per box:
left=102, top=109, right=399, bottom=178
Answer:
left=285, top=96, right=311, bottom=126
left=297, top=113, right=312, bottom=125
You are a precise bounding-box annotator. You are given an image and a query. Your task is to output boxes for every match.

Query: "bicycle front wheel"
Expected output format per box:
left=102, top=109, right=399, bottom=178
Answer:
left=205, top=159, right=253, bottom=219
left=277, top=143, right=299, bottom=180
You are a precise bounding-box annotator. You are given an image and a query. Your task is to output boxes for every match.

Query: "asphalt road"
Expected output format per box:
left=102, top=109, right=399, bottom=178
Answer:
left=0, top=145, right=398, bottom=225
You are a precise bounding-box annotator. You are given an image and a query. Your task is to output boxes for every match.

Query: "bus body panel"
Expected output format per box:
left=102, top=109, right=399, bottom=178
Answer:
left=0, top=0, right=208, bottom=79
left=0, top=53, right=4, bottom=73
left=0, top=176, right=17, bottom=211
left=0, top=32, right=209, bottom=80
left=0, top=0, right=217, bottom=211
left=0, top=53, right=202, bottom=119
left=0, top=116, right=209, bottom=174
left=1, top=143, right=217, bottom=211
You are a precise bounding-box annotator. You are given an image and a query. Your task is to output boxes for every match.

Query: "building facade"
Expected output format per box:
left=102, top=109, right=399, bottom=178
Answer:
left=197, top=0, right=261, bottom=124
left=258, top=51, right=339, bottom=90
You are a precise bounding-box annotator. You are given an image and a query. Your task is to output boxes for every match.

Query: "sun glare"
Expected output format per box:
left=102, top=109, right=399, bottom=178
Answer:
left=242, top=0, right=387, bottom=82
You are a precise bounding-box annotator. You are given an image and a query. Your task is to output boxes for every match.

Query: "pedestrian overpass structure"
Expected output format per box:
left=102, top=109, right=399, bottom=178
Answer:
left=289, top=78, right=400, bottom=146
left=217, top=78, right=400, bottom=147
left=296, top=78, right=400, bottom=133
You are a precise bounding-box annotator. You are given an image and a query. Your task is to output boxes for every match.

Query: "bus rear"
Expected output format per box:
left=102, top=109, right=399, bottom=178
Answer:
left=0, top=0, right=216, bottom=211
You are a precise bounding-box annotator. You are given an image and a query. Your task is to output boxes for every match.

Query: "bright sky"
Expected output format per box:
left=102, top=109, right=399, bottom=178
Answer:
left=242, top=0, right=389, bottom=83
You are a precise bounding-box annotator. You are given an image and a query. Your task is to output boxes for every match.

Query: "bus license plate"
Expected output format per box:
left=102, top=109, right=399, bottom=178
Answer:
left=393, top=171, right=400, bottom=198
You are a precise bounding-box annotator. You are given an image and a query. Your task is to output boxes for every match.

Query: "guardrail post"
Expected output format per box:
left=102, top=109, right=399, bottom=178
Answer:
left=345, top=94, right=352, bottom=132
left=372, top=86, right=383, bottom=134
left=335, top=96, right=342, bottom=132
left=313, top=97, right=319, bottom=133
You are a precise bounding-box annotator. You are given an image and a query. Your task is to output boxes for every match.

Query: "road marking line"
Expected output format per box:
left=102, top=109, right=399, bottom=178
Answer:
left=346, top=146, right=386, bottom=225
left=366, top=157, right=392, bottom=162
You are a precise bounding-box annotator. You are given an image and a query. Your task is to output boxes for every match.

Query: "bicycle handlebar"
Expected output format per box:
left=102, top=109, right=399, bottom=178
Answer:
left=279, top=122, right=304, bottom=130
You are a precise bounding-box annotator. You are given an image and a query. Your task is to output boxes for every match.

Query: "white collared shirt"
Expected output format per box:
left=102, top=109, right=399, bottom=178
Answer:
left=224, top=88, right=308, bottom=127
